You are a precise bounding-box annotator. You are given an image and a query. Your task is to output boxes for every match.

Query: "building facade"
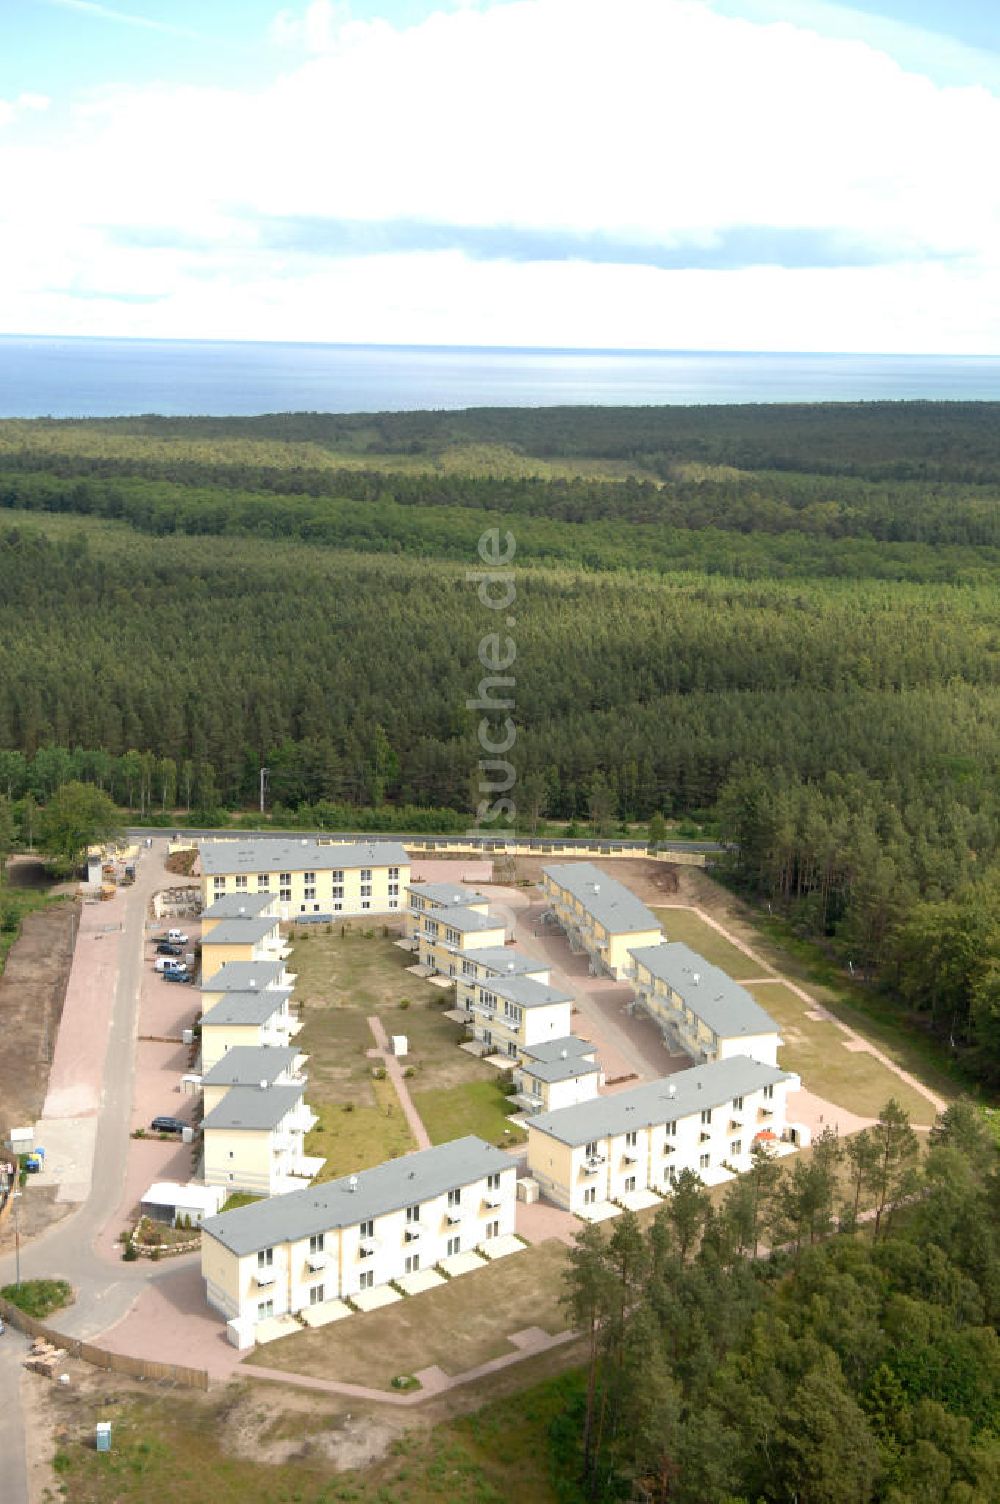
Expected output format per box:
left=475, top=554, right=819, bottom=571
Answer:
left=453, top=946, right=550, bottom=1012
left=201, top=1136, right=517, bottom=1341
left=417, top=905, right=507, bottom=975
left=630, top=943, right=782, bottom=1067
left=200, top=838, right=410, bottom=922
left=511, top=1039, right=602, bottom=1114
left=525, top=1057, right=798, bottom=1213
left=202, top=1081, right=322, bottom=1196
left=541, top=862, right=663, bottom=978
left=467, top=974, right=574, bottom=1059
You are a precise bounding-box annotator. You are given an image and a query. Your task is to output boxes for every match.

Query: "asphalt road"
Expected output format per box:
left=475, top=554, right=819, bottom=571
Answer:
left=0, top=1328, right=29, bottom=1504
left=0, top=840, right=200, bottom=1501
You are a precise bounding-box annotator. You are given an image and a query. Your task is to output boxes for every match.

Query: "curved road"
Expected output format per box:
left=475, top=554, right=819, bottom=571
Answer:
left=0, top=842, right=197, bottom=1502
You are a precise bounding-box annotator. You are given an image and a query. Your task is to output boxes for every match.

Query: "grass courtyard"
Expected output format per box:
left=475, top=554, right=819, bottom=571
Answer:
left=289, top=924, right=522, bottom=1176
left=746, top=981, right=937, bottom=1124
left=245, top=1239, right=571, bottom=1389
left=651, top=905, right=770, bottom=979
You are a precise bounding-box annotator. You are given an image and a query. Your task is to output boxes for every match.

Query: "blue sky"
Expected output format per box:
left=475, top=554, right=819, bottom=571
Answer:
left=1, top=0, right=998, bottom=350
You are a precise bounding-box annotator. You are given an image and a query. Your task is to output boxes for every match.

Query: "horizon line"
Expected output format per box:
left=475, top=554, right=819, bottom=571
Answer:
left=0, top=332, right=996, bottom=361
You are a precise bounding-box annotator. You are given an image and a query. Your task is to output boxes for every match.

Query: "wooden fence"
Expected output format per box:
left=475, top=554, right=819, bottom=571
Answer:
left=0, top=1294, right=209, bottom=1389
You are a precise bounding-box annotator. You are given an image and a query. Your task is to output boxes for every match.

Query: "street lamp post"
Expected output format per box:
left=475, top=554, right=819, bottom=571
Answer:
left=259, top=767, right=270, bottom=815
left=13, top=1190, right=22, bottom=1288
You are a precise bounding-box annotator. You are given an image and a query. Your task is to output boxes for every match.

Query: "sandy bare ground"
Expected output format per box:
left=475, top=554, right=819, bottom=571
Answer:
left=0, top=900, right=79, bottom=1128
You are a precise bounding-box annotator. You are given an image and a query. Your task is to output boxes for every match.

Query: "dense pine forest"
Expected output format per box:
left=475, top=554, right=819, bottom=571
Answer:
left=2, top=401, right=1000, bottom=1083
left=553, top=1100, right=1000, bottom=1503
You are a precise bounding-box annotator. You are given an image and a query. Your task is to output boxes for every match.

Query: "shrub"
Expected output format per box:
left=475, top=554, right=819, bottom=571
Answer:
left=122, top=1242, right=138, bottom=1262
left=342, top=1101, right=356, bottom=1113
left=0, top=1278, right=73, bottom=1318
left=403, top=1066, right=416, bottom=1078
left=398, top=998, right=411, bottom=1010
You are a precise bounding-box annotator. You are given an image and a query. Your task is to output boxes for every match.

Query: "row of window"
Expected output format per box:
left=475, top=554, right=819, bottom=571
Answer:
left=253, top=1178, right=503, bottom=1265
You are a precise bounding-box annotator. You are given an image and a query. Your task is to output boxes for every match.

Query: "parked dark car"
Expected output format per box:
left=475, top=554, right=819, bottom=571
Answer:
left=150, top=1116, right=186, bottom=1135
left=162, top=969, right=194, bottom=984
left=155, top=942, right=182, bottom=956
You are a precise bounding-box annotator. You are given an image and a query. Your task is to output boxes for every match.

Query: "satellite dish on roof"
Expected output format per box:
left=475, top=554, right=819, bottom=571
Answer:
left=260, top=1079, right=268, bottom=1090
left=560, top=1049, right=568, bottom=1059
left=668, top=1082, right=676, bottom=1098
left=692, top=973, right=700, bottom=985
left=349, top=1175, right=359, bottom=1193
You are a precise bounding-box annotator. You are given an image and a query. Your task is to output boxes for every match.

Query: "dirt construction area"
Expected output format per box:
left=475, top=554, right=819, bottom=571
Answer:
left=0, top=901, right=79, bottom=1127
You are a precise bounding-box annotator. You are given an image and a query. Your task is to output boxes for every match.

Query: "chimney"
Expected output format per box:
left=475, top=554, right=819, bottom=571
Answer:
left=348, top=1175, right=358, bottom=1193
left=668, top=1082, right=676, bottom=1098
left=693, top=973, right=700, bottom=986
left=249, top=979, right=257, bottom=989
left=259, top=1079, right=268, bottom=1090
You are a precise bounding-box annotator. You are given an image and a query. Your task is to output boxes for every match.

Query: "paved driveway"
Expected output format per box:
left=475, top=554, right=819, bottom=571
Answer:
left=512, top=897, right=685, bottom=1086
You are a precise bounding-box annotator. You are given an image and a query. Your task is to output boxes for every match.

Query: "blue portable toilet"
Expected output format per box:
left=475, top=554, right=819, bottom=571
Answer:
left=96, top=1422, right=111, bottom=1453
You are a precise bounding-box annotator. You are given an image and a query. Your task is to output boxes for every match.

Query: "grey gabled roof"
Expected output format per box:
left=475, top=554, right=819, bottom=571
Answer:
left=518, top=1055, right=601, bottom=1085
left=201, top=893, right=277, bottom=920
left=201, top=1135, right=514, bottom=1257
left=201, top=918, right=279, bottom=946
left=201, top=1046, right=299, bottom=1087
left=460, top=947, right=547, bottom=978
left=200, top=989, right=292, bottom=1026
left=406, top=882, right=488, bottom=909
left=630, top=943, right=778, bottom=1041
left=422, top=905, right=504, bottom=934
left=526, top=1057, right=793, bottom=1146
left=484, top=975, right=573, bottom=1010
left=201, top=959, right=285, bottom=993
left=542, top=862, right=663, bottom=937
left=521, top=1036, right=596, bottom=1064
left=201, top=1082, right=304, bottom=1132
left=200, top=838, right=409, bottom=876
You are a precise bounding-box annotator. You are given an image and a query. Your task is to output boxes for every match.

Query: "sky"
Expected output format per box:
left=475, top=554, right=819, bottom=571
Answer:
left=0, top=0, right=998, bottom=352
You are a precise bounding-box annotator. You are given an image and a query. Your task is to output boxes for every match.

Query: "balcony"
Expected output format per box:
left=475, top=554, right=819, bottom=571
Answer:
left=404, top=1225, right=421, bottom=1242
left=483, top=1192, right=503, bottom=1208
left=358, top=1239, right=376, bottom=1258
left=305, top=1251, right=327, bottom=1271
left=622, top=1152, right=638, bottom=1165
left=255, top=1268, right=276, bottom=1287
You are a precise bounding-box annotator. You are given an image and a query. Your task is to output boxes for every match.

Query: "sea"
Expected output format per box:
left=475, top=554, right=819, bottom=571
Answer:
left=0, top=336, right=999, bottom=418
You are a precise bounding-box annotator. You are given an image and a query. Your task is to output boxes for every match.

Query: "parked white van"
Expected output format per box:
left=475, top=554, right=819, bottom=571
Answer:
left=167, top=929, right=189, bottom=945
left=154, top=957, right=188, bottom=975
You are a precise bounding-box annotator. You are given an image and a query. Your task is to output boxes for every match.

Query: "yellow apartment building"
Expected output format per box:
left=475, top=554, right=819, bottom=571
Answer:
left=417, top=905, right=508, bottom=975
left=202, top=1081, right=322, bottom=1196
left=406, top=882, right=490, bottom=946
left=201, top=1135, right=517, bottom=1346
left=453, top=946, right=550, bottom=1012
left=511, top=1037, right=602, bottom=1114
left=541, top=862, right=663, bottom=978
left=200, top=991, right=300, bottom=1072
left=200, top=917, right=288, bottom=973
left=200, top=1045, right=307, bottom=1114
left=467, top=974, right=574, bottom=1059
left=200, top=891, right=280, bottom=932
left=525, top=1056, right=798, bottom=1214
left=200, top=838, right=410, bottom=921
left=630, top=943, right=781, bottom=1067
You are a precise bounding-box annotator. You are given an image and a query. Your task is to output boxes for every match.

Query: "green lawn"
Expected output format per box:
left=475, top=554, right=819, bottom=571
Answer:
left=412, top=1078, right=527, bottom=1149
left=246, top=1240, right=570, bottom=1389
left=308, top=1078, right=418, bottom=1182
left=291, top=928, right=508, bottom=1173
left=747, top=981, right=938, bottom=1124
left=651, top=906, right=770, bottom=979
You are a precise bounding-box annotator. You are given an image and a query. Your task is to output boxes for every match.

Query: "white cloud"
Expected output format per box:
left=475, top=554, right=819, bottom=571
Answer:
left=0, top=92, right=50, bottom=127
left=2, top=0, right=999, bottom=349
